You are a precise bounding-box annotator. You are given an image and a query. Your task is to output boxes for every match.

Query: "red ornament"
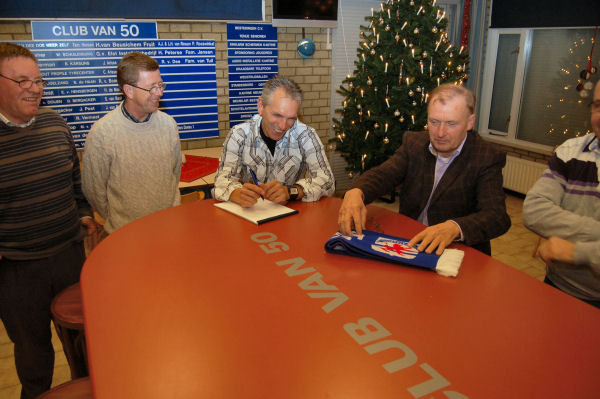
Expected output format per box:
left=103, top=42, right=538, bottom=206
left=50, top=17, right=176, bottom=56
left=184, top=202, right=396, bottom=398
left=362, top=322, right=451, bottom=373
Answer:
left=460, top=0, right=472, bottom=48
left=584, top=26, right=598, bottom=75
left=580, top=70, right=591, bottom=80
left=575, top=26, right=598, bottom=88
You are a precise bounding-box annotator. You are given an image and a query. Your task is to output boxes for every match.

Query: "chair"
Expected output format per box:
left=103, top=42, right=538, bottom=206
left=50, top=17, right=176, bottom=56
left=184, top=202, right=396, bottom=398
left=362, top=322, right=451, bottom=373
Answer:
left=51, top=283, right=88, bottom=379
left=35, top=377, right=92, bottom=398
left=180, top=190, right=205, bottom=204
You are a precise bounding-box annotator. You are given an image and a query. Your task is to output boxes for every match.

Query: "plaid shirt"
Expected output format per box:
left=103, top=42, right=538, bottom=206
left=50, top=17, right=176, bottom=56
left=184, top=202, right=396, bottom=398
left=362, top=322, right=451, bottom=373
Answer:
left=214, top=115, right=334, bottom=202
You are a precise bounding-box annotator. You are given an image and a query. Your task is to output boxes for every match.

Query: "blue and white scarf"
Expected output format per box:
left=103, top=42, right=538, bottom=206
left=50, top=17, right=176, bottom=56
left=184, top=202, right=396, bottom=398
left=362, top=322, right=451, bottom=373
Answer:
left=325, top=230, right=464, bottom=277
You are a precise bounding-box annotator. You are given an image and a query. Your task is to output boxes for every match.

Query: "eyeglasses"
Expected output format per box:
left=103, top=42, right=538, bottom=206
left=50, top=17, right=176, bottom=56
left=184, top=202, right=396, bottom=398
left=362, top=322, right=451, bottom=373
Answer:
left=427, top=119, right=459, bottom=128
left=0, top=73, right=48, bottom=89
left=128, top=82, right=167, bottom=95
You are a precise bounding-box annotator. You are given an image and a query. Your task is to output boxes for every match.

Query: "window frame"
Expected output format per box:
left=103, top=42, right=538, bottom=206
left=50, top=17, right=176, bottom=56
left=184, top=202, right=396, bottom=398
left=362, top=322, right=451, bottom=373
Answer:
left=438, top=0, right=462, bottom=47
left=479, top=26, right=600, bottom=154
left=477, top=27, right=554, bottom=153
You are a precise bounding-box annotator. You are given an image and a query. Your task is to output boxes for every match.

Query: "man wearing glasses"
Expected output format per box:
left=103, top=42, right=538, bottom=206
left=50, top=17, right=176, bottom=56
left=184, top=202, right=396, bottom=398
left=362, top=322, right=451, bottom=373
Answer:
left=82, top=52, right=182, bottom=234
left=523, top=79, right=600, bottom=308
left=0, top=42, right=97, bottom=399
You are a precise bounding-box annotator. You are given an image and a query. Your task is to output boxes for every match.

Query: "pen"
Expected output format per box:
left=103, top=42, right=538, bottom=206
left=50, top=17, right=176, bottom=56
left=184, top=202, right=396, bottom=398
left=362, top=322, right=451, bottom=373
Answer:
left=249, top=169, right=264, bottom=200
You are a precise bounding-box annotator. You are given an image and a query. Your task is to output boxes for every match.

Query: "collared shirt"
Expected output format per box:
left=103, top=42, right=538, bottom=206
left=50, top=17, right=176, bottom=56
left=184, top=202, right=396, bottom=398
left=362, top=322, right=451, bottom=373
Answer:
left=584, top=135, right=599, bottom=153
left=214, top=114, right=335, bottom=202
left=0, top=111, right=36, bottom=128
left=418, top=136, right=468, bottom=239
left=121, top=102, right=152, bottom=123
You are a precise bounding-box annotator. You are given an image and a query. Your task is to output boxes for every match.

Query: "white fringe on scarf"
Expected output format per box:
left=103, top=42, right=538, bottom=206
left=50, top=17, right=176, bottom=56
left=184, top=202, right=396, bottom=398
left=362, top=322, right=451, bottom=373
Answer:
left=435, top=249, right=465, bottom=277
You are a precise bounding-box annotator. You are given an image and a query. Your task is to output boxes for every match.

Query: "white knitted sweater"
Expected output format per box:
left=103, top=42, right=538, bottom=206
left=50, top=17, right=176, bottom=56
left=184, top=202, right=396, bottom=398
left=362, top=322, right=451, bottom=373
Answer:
left=82, top=104, right=182, bottom=233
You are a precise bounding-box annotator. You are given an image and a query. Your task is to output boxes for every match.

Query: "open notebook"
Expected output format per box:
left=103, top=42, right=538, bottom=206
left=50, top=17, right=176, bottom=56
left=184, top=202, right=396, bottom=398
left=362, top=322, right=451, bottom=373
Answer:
left=214, top=199, right=298, bottom=225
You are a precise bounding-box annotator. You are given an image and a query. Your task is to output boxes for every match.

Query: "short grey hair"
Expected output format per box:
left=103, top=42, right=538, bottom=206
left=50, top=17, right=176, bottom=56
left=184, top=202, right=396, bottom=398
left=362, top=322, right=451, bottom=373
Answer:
left=0, top=43, right=37, bottom=66
left=429, top=83, right=476, bottom=115
left=261, top=75, right=303, bottom=107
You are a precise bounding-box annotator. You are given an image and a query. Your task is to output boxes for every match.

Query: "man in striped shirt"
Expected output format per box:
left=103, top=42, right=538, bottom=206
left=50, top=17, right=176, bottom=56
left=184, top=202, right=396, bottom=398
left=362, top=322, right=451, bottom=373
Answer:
left=524, top=80, right=600, bottom=308
left=0, top=43, right=98, bottom=399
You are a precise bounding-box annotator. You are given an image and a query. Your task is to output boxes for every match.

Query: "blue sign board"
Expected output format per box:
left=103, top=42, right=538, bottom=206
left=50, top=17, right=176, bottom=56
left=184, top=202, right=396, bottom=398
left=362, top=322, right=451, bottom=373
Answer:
left=227, top=24, right=278, bottom=127
left=15, top=36, right=218, bottom=147
left=32, top=21, right=158, bottom=40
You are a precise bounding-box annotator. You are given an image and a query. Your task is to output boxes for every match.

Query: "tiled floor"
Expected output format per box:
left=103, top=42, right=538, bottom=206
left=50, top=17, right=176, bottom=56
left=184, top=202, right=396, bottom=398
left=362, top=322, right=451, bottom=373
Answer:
left=0, top=191, right=545, bottom=397
left=489, top=193, right=547, bottom=280
left=0, top=325, right=71, bottom=398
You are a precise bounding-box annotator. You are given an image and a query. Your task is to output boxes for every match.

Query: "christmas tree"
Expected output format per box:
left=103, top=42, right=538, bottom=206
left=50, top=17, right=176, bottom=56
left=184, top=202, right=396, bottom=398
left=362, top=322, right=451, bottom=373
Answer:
left=332, top=0, right=469, bottom=177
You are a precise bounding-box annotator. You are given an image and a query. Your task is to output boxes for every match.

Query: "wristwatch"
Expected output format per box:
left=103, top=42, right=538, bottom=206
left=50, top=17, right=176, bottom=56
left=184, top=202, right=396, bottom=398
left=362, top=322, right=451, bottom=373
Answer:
left=288, top=185, right=300, bottom=201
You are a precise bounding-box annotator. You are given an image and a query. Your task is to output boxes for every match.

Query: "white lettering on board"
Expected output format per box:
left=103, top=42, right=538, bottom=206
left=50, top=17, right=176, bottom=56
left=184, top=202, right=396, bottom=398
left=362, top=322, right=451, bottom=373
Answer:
left=250, top=233, right=471, bottom=398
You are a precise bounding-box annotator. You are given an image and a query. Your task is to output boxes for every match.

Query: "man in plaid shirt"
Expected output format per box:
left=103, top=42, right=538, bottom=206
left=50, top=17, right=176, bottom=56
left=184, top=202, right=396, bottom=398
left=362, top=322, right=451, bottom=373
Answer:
left=215, top=76, right=334, bottom=207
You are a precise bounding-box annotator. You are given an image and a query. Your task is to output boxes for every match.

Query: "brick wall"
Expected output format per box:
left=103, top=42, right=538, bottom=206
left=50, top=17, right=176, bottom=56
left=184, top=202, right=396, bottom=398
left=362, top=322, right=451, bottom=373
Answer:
left=0, top=8, right=332, bottom=150
left=0, top=19, right=554, bottom=164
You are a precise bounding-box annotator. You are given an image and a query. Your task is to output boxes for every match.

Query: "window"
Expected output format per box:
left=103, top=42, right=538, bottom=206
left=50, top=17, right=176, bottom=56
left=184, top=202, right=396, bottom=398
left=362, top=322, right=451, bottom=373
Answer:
left=438, top=0, right=461, bottom=46
left=479, top=27, right=599, bottom=151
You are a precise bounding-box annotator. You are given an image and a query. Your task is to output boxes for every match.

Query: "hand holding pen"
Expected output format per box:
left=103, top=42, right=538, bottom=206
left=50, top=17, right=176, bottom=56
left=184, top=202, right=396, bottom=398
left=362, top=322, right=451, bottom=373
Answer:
left=249, top=169, right=264, bottom=201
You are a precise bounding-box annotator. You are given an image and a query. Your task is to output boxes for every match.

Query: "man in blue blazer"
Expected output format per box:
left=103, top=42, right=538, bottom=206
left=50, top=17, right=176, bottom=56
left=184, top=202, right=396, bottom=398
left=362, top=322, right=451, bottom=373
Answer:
left=338, top=83, right=510, bottom=255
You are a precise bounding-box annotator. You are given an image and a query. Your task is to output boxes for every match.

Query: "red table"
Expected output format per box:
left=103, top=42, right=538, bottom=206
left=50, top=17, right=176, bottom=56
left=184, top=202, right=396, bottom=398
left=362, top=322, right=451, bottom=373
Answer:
left=81, top=197, right=600, bottom=398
